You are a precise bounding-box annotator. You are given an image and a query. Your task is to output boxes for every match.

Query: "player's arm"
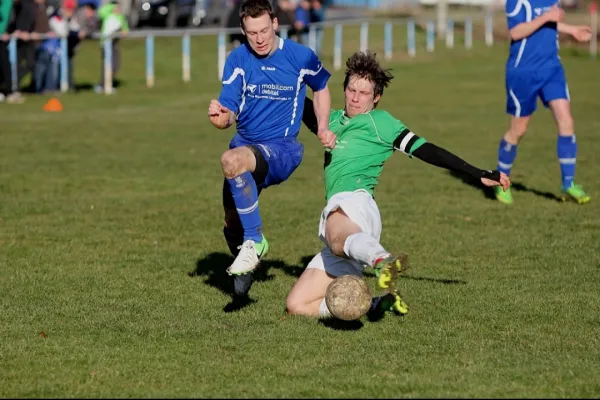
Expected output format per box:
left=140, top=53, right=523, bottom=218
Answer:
left=300, top=48, right=335, bottom=147
left=302, top=97, right=319, bottom=135
left=312, top=86, right=331, bottom=134
left=394, top=129, right=510, bottom=189
left=507, top=3, right=563, bottom=41
left=557, top=22, right=592, bottom=42
left=211, top=54, right=243, bottom=129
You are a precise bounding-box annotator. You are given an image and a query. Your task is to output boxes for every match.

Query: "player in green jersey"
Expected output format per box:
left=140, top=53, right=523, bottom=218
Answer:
left=285, top=51, right=511, bottom=320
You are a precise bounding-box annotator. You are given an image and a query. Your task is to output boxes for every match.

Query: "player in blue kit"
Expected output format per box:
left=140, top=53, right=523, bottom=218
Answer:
left=494, top=0, right=592, bottom=205
left=207, top=0, right=335, bottom=282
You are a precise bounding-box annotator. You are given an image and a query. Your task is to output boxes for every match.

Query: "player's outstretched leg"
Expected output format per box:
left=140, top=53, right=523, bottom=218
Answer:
left=343, top=232, right=408, bottom=291
left=286, top=250, right=407, bottom=321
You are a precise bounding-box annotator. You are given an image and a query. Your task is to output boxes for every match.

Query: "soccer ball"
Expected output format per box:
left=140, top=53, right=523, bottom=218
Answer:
left=325, top=275, right=372, bottom=321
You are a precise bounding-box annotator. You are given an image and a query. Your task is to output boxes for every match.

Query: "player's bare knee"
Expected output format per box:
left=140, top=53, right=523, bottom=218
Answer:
left=327, top=237, right=346, bottom=258
left=285, top=295, right=308, bottom=315
left=220, top=151, right=240, bottom=179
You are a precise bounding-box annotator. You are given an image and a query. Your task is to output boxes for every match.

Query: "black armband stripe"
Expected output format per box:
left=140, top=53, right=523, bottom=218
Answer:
left=393, top=128, right=421, bottom=154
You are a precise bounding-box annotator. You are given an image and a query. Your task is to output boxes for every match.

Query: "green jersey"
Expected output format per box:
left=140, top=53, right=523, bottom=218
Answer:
left=324, top=109, right=426, bottom=201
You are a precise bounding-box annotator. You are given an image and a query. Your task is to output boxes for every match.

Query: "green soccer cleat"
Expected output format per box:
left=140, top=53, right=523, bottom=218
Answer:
left=374, top=254, right=409, bottom=293
left=494, top=186, right=513, bottom=205
left=561, top=183, right=591, bottom=204
left=367, top=292, right=409, bottom=321
left=380, top=292, right=409, bottom=315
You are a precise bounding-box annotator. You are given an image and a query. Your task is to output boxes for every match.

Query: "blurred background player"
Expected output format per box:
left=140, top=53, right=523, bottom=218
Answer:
left=495, top=0, right=592, bottom=205
left=207, top=0, right=335, bottom=295
left=286, top=51, right=510, bottom=320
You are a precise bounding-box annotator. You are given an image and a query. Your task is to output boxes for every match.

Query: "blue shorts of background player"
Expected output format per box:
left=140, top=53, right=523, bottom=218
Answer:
left=505, top=65, right=569, bottom=118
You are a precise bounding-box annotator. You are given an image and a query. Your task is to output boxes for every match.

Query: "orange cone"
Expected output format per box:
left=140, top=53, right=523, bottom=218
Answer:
left=43, top=97, right=63, bottom=112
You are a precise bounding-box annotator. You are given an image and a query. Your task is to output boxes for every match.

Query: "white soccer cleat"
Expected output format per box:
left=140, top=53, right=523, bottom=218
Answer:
left=226, top=238, right=269, bottom=276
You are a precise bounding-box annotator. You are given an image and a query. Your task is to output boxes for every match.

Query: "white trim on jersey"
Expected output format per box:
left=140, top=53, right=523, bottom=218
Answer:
left=288, top=65, right=324, bottom=136
left=510, top=0, right=533, bottom=68
left=509, top=89, right=522, bottom=117
left=278, top=37, right=284, bottom=49
left=222, top=67, right=248, bottom=118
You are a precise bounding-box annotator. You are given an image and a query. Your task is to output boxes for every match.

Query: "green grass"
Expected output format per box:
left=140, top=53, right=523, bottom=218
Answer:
left=1, top=29, right=600, bottom=398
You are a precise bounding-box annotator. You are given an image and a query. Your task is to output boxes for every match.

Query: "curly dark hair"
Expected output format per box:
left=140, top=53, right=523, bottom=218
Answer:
left=343, top=51, right=394, bottom=99
left=239, top=0, right=275, bottom=27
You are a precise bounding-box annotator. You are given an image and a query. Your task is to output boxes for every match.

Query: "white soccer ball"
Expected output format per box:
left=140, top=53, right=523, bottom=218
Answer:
left=325, top=275, right=372, bottom=321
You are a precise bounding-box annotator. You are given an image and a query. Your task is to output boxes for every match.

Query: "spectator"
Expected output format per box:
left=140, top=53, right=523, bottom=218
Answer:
left=309, top=0, right=327, bottom=55
left=0, top=0, right=24, bottom=103
left=11, top=0, right=35, bottom=90
left=293, top=0, right=310, bottom=45
left=96, top=0, right=128, bottom=93
left=33, top=1, right=67, bottom=93
left=63, top=0, right=93, bottom=90
left=28, top=0, right=50, bottom=91
left=226, top=0, right=245, bottom=49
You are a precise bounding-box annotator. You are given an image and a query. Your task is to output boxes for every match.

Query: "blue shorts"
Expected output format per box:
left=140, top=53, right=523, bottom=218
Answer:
left=506, top=65, right=570, bottom=117
left=229, top=134, right=304, bottom=189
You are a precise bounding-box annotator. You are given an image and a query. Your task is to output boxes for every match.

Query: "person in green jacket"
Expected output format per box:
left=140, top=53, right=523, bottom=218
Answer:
left=96, top=0, right=128, bottom=93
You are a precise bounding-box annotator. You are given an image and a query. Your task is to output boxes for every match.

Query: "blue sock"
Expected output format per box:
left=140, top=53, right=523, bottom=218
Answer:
left=497, top=138, right=518, bottom=176
left=226, top=171, right=263, bottom=243
left=557, top=134, right=577, bottom=190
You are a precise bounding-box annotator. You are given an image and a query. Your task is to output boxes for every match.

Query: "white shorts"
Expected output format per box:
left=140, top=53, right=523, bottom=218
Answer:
left=306, top=190, right=383, bottom=278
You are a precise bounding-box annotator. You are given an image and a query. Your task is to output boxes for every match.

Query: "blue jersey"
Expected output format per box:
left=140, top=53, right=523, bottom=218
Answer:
left=218, top=37, right=330, bottom=143
left=506, top=0, right=561, bottom=70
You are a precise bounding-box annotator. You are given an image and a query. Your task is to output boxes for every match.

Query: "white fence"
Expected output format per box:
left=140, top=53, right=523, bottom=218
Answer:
left=5, top=9, right=598, bottom=95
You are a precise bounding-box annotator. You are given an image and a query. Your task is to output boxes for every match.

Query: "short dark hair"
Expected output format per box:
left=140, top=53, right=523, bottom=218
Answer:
left=239, top=0, right=275, bottom=27
left=343, top=51, right=394, bottom=99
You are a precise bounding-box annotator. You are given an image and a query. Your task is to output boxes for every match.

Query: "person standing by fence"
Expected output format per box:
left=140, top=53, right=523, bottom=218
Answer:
left=0, top=0, right=24, bottom=103
left=96, top=0, right=128, bottom=93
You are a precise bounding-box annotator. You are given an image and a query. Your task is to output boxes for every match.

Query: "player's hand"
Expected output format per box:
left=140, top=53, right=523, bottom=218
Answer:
left=317, top=129, right=336, bottom=149
left=544, top=4, right=564, bottom=23
left=570, top=25, right=592, bottom=42
left=208, top=99, right=229, bottom=116
left=480, top=170, right=510, bottom=191
left=208, top=99, right=232, bottom=129
left=1, top=33, right=9, bottom=42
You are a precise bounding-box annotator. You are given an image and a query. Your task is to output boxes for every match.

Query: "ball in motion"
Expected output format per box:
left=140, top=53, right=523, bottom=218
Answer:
left=325, top=275, right=372, bottom=321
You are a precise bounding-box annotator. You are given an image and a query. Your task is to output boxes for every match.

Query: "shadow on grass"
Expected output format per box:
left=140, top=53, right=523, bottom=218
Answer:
left=447, top=171, right=497, bottom=200
left=510, top=181, right=562, bottom=202
left=189, top=252, right=308, bottom=313
left=447, top=171, right=562, bottom=202
left=318, top=318, right=364, bottom=331
left=401, top=275, right=467, bottom=285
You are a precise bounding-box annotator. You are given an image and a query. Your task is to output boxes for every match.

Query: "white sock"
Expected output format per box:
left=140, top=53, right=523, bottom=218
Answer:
left=318, top=298, right=332, bottom=319
left=343, top=232, right=391, bottom=268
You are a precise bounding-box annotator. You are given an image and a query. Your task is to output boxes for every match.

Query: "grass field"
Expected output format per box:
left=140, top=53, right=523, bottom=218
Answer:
left=2, top=26, right=600, bottom=398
